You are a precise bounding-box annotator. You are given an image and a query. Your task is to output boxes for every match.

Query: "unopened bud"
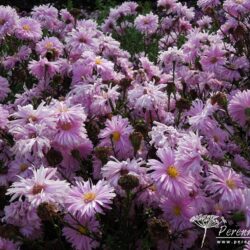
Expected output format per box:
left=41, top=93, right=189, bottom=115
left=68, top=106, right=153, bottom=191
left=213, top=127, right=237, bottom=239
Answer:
left=46, top=148, right=63, bottom=166
left=118, top=174, right=139, bottom=191
left=211, top=92, right=227, bottom=108
left=148, top=217, right=171, bottom=240
left=37, top=202, right=58, bottom=221
left=94, top=147, right=111, bottom=164
left=129, top=132, right=143, bottom=153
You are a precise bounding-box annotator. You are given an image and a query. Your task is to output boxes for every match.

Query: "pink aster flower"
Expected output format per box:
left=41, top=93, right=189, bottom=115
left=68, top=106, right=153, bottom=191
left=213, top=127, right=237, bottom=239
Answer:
left=158, top=0, right=177, bottom=9
left=0, top=6, right=18, bottom=39
left=197, top=0, right=221, bottom=10
left=0, top=76, right=10, bottom=101
left=36, top=37, right=64, bottom=58
left=54, top=119, right=88, bottom=148
left=28, top=57, right=59, bottom=80
left=0, top=237, right=19, bottom=250
left=102, top=157, right=146, bottom=187
left=200, top=46, right=226, bottom=72
left=7, top=166, right=70, bottom=207
left=15, top=17, right=42, bottom=41
left=11, top=124, right=51, bottom=158
left=63, top=214, right=99, bottom=250
left=3, top=201, right=41, bottom=238
left=0, top=105, right=9, bottom=129
left=205, top=165, right=245, bottom=208
left=128, top=81, right=167, bottom=111
left=66, top=179, right=116, bottom=217
left=134, top=12, right=158, bottom=35
left=228, top=90, right=250, bottom=127
left=148, top=147, right=193, bottom=197
left=161, top=196, right=196, bottom=230
left=176, top=132, right=206, bottom=173
left=99, top=115, right=134, bottom=158
left=31, top=4, right=59, bottom=31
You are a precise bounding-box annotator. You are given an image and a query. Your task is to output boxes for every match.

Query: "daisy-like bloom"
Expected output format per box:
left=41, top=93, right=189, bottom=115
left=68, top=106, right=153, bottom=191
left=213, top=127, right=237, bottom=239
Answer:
left=128, top=81, right=167, bottom=111
left=149, top=122, right=182, bottom=149
left=200, top=46, right=226, bottom=73
left=63, top=214, right=99, bottom=250
left=161, top=196, right=196, bottom=230
left=7, top=157, right=33, bottom=182
left=0, top=105, right=9, bottom=129
left=52, top=101, right=87, bottom=124
left=66, top=179, right=116, bottom=217
left=9, top=101, right=54, bottom=128
left=134, top=12, right=158, bottom=35
left=31, top=4, right=59, bottom=31
left=3, top=201, right=41, bottom=237
left=228, top=90, right=250, bottom=127
left=148, top=148, right=193, bottom=197
left=157, top=0, right=177, bottom=9
left=224, top=0, right=250, bottom=17
left=0, top=237, right=19, bottom=250
left=15, top=17, right=42, bottom=41
left=0, top=76, right=10, bottom=101
left=102, top=157, right=146, bottom=187
left=6, top=166, right=70, bottom=207
left=36, top=37, right=64, bottom=58
left=176, top=131, right=206, bottom=173
left=54, top=119, right=88, bottom=148
left=66, top=27, right=97, bottom=55
left=197, top=0, right=221, bottom=10
left=99, top=115, right=134, bottom=158
left=187, top=99, right=216, bottom=132
left=0, top=6, right=18, bottom=39
left=206, top=165, right=245, bottom=207
left=28, top=57, right=59, bottom=80
left=11, top=124, right=51, bottom=158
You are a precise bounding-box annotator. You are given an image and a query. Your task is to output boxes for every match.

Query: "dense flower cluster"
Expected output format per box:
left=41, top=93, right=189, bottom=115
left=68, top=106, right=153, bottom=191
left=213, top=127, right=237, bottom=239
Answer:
left=0, top=1, right=249, bottom=249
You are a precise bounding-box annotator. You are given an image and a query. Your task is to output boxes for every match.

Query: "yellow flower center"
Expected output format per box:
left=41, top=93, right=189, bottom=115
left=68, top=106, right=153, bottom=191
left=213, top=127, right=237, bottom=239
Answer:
left=45, top=42, right=54, bottom=49
left=29, top=115, right=37, bottom=122
left=60, top=122, right=72, bottom=131
left=173, top=206, right=181, bottom=216
left=78, top=225, right=88, bottom=235
left=83, top=192, right=96, bottom=203
left=112, top=131, right=121, bottom=142
left=95, top=58, right=102, bottom=65
left=166, top=165, right=179, bottom=178
left=226, top=179, right=237, bottom=189
left=20, top=163, right=28, bottom=172
left=149, top=184, right=157, bottom=192
left=235, top=0, right=243, bottom=4
left=23, top=24, right=31, bottom=31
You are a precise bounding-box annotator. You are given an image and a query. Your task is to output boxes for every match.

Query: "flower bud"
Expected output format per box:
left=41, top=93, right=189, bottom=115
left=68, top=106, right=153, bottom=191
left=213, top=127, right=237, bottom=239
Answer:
left=46, top=148, right=63, bottom=166
left=175, top=98, right=191, bottom=111
left=211, top=92, right=227, bottom=108
left=129, top=132, right=143, bottom=154
left=94, top=147, right=111, bottom=164
left=118, top=174, right=139, bottom=191
left=148, top=217, right=171, bottom=240
left=37, top=202, right=58, bottom=222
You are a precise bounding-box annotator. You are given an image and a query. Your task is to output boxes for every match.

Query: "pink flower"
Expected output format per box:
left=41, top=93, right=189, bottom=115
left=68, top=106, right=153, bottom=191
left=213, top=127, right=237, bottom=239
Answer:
left=148, top=148, right=193, bottom=197
left=15, top=17, right=42, bottom=41
left=176, top=132, right=206, bottom=173
left=0, top=105, right=9, bottom=129
left=134, top=12, right=158, bottom=35
left=200, top=46, right=226, bottom=72
left=0, top=6, right=18, bottom=39
left=28, top=57, right=59, bottom=79
left=66, top=179, right=116, bottom=217
left=36, top=37, right=64, bottom=58
left=7, top=166, right=70, bottom=207
left=0, top=76, right=10, bottom=101
left=102, top=157, right=146, bottom=187
left=99, top=115, right=134, bottom=158
left=228, top=90, right=250, bottom=127
left=3, top=201, right=41, bottom=237
left=161, top=196, right=196, bottom=230
left=0, top=237, right=19, bottom=250
left=205, top=165, right=245, bottom=208
left=63, top=214, right=99, bottom=250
